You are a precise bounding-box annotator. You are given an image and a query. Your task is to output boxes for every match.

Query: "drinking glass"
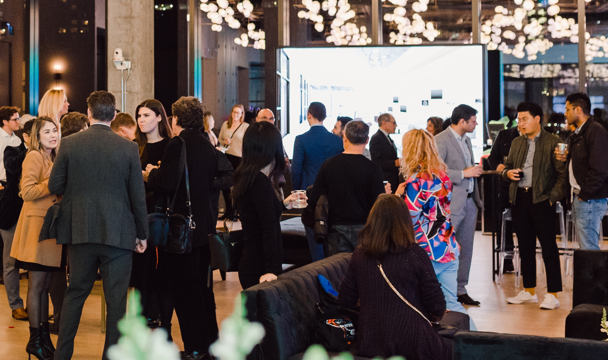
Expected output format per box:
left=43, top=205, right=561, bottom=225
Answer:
left=291, top=190, right=307, bottom=209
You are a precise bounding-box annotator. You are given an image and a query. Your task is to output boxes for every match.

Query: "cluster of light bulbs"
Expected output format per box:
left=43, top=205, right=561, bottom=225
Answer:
left=199, top=0, right=254, bottom=32
left=234, top=23, right=266, bottom=49
left=384, top=0, right=438, bottom=44
left=297, top=0, right=357, bottom=33
left=326, top=23, right=371, bottom=46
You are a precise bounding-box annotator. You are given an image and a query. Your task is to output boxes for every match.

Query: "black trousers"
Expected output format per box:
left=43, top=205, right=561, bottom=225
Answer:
left=49, top=269, right=67, bottom=325
left=55, top=244, right=132, bottom=360
left=222, top=154, right=242, bottom=218
left=496, top=186, right=514, bottom=251
left=165, top=244, right=218, bottom=353
left=511, top=189, right=562, bottom=293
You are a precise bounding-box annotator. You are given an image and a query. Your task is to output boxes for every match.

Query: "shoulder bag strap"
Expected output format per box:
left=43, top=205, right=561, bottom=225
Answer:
left=182, top=138, right=194, bottom=223
left=166, top=137, right=187, bottom=214
left=230, top=123, right=244, bottom=139
left=376, top=260, right=432, bottom=326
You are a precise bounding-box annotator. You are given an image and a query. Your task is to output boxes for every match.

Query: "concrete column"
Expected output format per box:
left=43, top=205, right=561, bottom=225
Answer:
left=578, top=0, right=586, bottom=93
left=107, top=0, right=154, bottom=113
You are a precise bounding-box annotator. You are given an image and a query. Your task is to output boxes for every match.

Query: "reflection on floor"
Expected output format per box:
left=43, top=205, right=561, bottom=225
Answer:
left=0, top=232, right=578, bottom=359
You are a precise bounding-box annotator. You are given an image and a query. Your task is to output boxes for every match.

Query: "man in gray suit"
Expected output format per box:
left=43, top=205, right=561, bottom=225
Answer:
left=435, top=104, right=483, bottom=306
left=49, top=91, right=148, bottom=360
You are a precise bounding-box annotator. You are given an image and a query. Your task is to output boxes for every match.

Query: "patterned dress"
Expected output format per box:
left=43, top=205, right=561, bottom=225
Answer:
left=404, top=170, right=460, bottom=263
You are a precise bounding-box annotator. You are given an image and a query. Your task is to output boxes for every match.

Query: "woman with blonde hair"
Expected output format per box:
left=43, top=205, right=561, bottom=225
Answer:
left=203, top=111, right=218, bottom=146
left=218, top=104, right=249, bottom=219
left=11, top=117, right=62, bottom=360
left=395, top=129, right=475, bottom=330
left=38, top=89, right=69, bottom=128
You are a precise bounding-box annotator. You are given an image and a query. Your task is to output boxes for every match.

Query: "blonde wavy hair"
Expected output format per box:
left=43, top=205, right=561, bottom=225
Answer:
left=38, top=89, right=66, bottom=124
left=227, top=104, right=245, bottom=128
left=400, top=129, right=446, bottom=179
left=29, top=116, right=59, bottom=163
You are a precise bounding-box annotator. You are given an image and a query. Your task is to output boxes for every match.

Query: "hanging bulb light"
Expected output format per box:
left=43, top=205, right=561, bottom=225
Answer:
left=522, top=0, right=534, bottom=10
left=547, top=5, right=560, bottom=16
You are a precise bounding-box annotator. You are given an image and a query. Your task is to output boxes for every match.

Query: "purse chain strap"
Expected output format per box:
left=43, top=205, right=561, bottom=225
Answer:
left=377, top=261, right=432, bottom=326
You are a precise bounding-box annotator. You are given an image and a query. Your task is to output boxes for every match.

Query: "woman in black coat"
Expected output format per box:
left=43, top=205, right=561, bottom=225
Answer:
left=232, top=121, right=298, bottom=289
left=147, top=96, right=218, bottom=360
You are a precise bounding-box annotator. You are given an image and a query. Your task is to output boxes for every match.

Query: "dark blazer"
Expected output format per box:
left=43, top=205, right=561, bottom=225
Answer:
left=503, top=128, right=567, bottom=206
left=488, top=127, right=520, bottom=188
left=0, top=143, right=27, bottom=230
left=148, top=128, right=218, bottom=244
left=291, top=126, right=343, bottom=190
left=369, top=130, right=399, bottom=192
left=48, top=124, right=148, bottom=250
left=566, top=119, right=608, bottom=201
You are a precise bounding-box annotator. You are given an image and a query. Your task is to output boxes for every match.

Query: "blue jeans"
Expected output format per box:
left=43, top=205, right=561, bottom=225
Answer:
left=432, top=256, right=477, bottom=331
left=305, top=226, right=325, bottom=262
left=572, top=195, right=608, bottom=250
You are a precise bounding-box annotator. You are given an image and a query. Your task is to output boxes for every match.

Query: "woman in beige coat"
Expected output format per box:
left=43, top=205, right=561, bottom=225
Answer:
left=10, top=117, right=61, bottom=360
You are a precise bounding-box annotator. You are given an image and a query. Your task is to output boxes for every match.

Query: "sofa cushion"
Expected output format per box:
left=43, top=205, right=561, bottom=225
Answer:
left=454, top=331, right=608, bottom=359
left=566, top=303, right=608, bottom=340
left=573, top=250, right=608, bottom=307
left=243, top=253, right=352, bottom=360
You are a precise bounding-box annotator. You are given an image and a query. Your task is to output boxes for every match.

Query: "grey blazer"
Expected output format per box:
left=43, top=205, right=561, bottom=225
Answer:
left=435, top=128, right=483, bottom=216
left=48, top=124, right=148, bottom=250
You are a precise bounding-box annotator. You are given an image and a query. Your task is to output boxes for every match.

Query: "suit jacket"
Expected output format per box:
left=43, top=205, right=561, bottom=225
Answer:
left=370, top=130, right=399, bottom=191
left=502, top=129, right=567, bottom=206
left=291, top=126, right=343, bottom=190
left=11, top=150, right=62, bottom=267
left=0, top=143, right=27, bottom=229
left=148, top=128, right=218, bottom=243
left=435, top=128, right=482, bottom=216
left=48, top=124, right=148, bottom=250
left=487, top=127, right=520, bottom=188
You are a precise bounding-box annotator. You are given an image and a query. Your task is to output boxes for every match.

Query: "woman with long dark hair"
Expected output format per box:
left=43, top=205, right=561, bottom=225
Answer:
left=233, top=121, right=298, bottom=289
left=338, top=194, right=451, bottom=360
left=134, top=99, right=173, bottom=330
left=11, top=117, right=62, bottom=360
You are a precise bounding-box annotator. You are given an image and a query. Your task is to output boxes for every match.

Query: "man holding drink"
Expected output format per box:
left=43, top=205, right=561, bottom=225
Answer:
left=502, top=102, right=567, bottom=309
left=555, top=92, right=608, bottom=250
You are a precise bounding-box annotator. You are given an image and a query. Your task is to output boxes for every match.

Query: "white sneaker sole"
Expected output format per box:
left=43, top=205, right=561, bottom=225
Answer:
left=507, top=298, right=538, bottom=304
left=540, top=303, right=560, bottom=310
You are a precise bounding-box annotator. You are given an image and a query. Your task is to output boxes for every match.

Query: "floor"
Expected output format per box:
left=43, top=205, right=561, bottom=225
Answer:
left=0, top=231, right=579, bottom=359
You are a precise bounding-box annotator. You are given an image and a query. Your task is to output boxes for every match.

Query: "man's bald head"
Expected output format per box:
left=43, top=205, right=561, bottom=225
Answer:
left=256, top=109, right=275, bottom=124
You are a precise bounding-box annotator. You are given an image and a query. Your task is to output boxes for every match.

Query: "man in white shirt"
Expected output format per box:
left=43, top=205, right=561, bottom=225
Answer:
left=0, top=107, right=22, bottom=189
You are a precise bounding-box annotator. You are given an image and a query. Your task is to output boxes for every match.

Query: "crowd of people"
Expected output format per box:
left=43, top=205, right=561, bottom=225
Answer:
left=0, top=88, right=606, bottom=360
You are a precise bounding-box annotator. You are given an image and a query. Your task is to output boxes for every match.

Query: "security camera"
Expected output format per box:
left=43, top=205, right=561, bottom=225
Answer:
left=113, top=48, right=124, bottom=62
left=113, top=48, right=131, bottom=70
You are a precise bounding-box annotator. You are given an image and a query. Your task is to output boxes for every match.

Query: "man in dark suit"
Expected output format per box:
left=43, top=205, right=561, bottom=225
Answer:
left=370, top=113, right=400, bottom=193
left=291, top=102, right=343, bottom=262
left=50, top=91, right=148, bottom=360
left=487, top=125, right=520, bottom=271
left=435, top=104, right=484, bottom=306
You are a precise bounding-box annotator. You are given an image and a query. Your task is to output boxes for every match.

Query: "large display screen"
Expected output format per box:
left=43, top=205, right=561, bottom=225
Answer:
left=278, top=45, right=486, bottom=161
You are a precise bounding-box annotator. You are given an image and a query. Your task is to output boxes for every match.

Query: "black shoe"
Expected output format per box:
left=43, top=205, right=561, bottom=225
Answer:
left=146, top=317, right=160, bottom=329
left=26, top=327, right=51, bottom=360
left=457, top=294, right=480, bottom=306
left=39, top=322, right=55, bottom=358
left=183, top=351, right=210, bottom=360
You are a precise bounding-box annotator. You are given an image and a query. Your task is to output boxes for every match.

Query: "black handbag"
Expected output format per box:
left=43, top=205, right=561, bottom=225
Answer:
left=147, top=136, right=195, bottom=254
left=208, top=218, right=244, bottom=272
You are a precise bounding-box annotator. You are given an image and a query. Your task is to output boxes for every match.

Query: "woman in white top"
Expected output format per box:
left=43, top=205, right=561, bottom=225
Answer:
left=218, top=104, right=249, bottom=220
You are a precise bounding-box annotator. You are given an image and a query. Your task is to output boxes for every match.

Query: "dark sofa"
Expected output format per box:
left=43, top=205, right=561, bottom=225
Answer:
left=241, top=253, right=469, bottom=360
left=454, top=331, right=608, bottom=359
left=565, top=250, right=608, bottom=340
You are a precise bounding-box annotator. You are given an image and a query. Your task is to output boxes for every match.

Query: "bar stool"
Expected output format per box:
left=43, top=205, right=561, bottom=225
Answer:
left=498, top=208, right=520, bottom=287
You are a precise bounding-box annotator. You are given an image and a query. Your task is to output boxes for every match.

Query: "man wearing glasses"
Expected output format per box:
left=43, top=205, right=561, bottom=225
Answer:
left=556, top=93, right=608, bottom=250
left=256, top=108, right=275, bottom=124
left=0, top=107, right=22, bottom=192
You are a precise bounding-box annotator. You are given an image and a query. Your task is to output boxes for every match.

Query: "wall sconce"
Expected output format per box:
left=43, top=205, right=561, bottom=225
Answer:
left=53, top=64, right=62, bottom=88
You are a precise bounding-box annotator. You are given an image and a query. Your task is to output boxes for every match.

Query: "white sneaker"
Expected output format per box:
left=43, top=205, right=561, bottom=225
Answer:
left=540, top=294, right=560, bottom=310
left=507, top=290, right=538, bottom=304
